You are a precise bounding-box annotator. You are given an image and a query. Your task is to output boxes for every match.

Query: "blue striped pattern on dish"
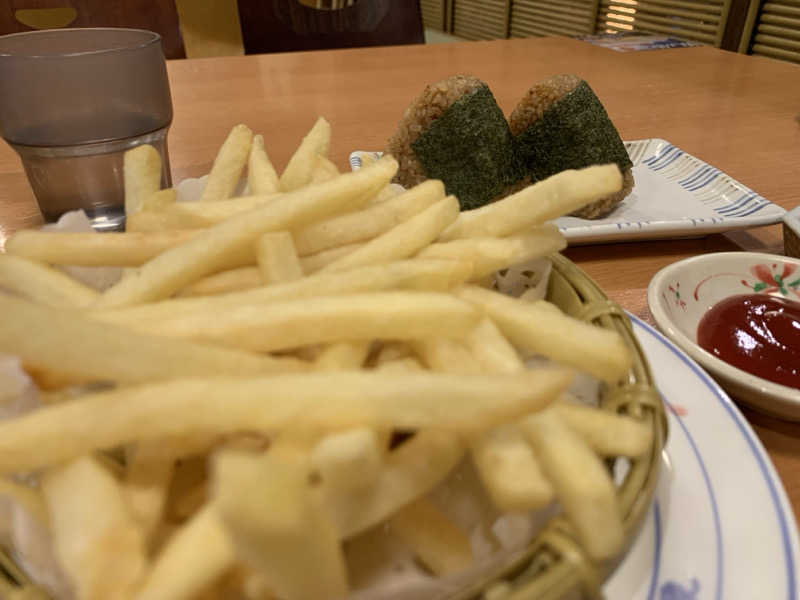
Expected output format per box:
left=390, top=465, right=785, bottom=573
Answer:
left=628, top=140, right=778, bottom=219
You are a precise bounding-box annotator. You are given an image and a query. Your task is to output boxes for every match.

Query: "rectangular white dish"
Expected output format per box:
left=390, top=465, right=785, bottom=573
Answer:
left=350, top=138, right=786, bottom=245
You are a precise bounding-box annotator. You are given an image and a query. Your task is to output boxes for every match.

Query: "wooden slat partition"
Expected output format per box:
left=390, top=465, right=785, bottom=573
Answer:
left=511, top=0, right=597, bottom=38
left=421, top=0, right=446, bottom=31
left=452, top=0, right=508, bottom=40
left=750, top=0, right=800, bottom=62
left=596, top=0, right=731, bottom=47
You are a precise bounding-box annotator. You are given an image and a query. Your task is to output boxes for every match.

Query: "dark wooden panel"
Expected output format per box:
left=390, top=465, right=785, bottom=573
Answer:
left=721, top=0, right=751, bottom=51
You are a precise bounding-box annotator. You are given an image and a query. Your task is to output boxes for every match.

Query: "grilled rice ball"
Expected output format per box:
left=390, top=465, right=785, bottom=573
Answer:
left=386, top=75, right=521, bottom=211
left=509, top=74, right=634, bottom=219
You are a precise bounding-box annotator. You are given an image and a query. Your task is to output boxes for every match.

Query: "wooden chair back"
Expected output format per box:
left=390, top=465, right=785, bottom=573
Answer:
left=0, top=0, right=185, bottom=58
left=236, top=0, right=424, bottom=54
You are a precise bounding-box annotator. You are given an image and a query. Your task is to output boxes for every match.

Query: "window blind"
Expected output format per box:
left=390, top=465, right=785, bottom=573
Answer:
left=452, top=0, right=508, bottom=40
left=597, top=0, right=732, bottom=47
left=511, top=0, right=598, bottom=38
left=420, top=0, right=447, bottom=31
left=747, top=1, right=800, bottom=63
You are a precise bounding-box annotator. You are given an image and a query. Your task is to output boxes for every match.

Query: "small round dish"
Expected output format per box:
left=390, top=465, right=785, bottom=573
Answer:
left=647, top=252, right=800, bottom=420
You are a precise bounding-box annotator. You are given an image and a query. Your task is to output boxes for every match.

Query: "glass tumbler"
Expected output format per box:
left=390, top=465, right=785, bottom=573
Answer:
left=0, top=28, right=173, bottom=231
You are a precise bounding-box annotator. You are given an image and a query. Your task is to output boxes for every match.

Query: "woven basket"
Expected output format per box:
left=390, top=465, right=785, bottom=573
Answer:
left=0, top=254, right=667, bottom=600
left=445, top=253, right=668, bottom=600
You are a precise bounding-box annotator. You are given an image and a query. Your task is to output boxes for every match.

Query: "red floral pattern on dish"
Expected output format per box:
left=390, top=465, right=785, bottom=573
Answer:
left=667, top=282, right=687, bottom=310
left=745, top=263, right=800, bottom=297
left=692, top=262, right=800, bottom=301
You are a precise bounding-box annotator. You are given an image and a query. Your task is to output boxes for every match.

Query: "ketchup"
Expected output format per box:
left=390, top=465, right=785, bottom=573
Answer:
left=697, top=294, right=800, bottom=389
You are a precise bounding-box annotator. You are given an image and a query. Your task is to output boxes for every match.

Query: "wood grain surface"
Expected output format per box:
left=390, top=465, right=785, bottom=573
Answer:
left=1, top=36, right=799, bottom=521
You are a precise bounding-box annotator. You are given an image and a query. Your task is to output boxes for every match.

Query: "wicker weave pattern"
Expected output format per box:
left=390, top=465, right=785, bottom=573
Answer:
left=466, top=253, right=668, bottom=600
left=0, top=254, right=667, bottom=600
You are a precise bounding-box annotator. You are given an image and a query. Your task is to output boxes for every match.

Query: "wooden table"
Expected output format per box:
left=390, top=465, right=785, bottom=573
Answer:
left=1, top=36, right=799, bottom=520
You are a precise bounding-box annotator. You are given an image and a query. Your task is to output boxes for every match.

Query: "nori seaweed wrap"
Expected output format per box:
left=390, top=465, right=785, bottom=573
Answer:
left=386, top=75, right=521, bottom=210
left=509, top=74, right=634, bottom=219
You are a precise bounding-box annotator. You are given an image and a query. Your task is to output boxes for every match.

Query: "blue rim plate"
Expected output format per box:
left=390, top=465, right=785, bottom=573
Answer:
left=605, top=316, right=799, bottom=599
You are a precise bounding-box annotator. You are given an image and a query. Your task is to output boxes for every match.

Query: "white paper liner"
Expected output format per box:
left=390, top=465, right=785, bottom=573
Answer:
left=3, top=499, right=72, bottom=600
left=0, top=355, right=39, bottom=420
left=0, top=356, right=72, bottom=598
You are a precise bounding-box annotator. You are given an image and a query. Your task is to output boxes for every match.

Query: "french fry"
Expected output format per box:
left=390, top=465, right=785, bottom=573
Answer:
left=470, top=424, right=553, bottom=512
left=375, top=356, right=424, bottom=373
left=321, top=430, right=465, bottom=538
left=456, top=285, right=632, bottom=383
left=178, top=266, right=262, bottom=296
left=255, top=231, right=304, bottom=284
left=320, top=196, right=459, bottom=273
left=464, top=318, right=557, bottom=511
left=357, top=152, right=377, bottom=168
left=0, top=295, right=305, bottom=390
left=310, top=155, right=341, bottom=184
left=555, top=401, right=653, bottom=458
left=0, top=476, right=66, bottom=599
left=0, top=369, right=572, bottom=473
left=155, top=194, right=281, bottom=228
left=300, top=243, right=361, bottom=273
left=200, top=124, right=254, bottom=202
left=0, top=476, right=48, bottom=524
left=0, top=255, right=98, bottom=308
left=5, top=230, right=200, bottom=267
left=439, top=164, right=622, bottom=241
left=95, top=156, right=398, bottom=307
left=412, top=337, right=483, bottom=375
left=521, top=409, right=624, bottom=561
left=136, top=505, right=236, bottom=600
left=247, top=134, right=280, bottom=195
left=279, top=117, right=332, bottom=192
left=124, top=210, right=198, bottom=233
left=240, top=572, right=275, bottom=600
left=42, top=455, right=146, bottom=600
left=372, top=341, right=414, bottom=364
left=365, top=183, right=403, bottom=205
left=128, top=259, right=472, bottom=314
left=418, top=226, right=566, bottom=280
left=95, top=291, right=480, bottom=353
left=412, top=318, right=555, bottom=513
left=310, top=428, right=383, bottom=493
left=314, top=341, right=371, bottom=371
left=124, top=442, right=174, bottom=541
left=292, top=180, right=445, bottom=256
left=124, top=144, right=162, bottom=216
left=214, top=450, right=349, bottom=600
left=465, top=318, right=525, bottom=375
left=388, top=498, right=473, bottom=576
left=139, top=188, right=177, bottom=212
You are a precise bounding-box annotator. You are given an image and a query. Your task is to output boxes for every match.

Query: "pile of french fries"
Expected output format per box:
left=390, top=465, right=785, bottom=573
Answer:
left=0, top=118, right=654, bottom=600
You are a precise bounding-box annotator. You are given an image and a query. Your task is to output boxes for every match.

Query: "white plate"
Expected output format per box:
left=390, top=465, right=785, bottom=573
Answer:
left=605, top=316, right=799, bottom=599
left=350, top=139, right=786, bottom=245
